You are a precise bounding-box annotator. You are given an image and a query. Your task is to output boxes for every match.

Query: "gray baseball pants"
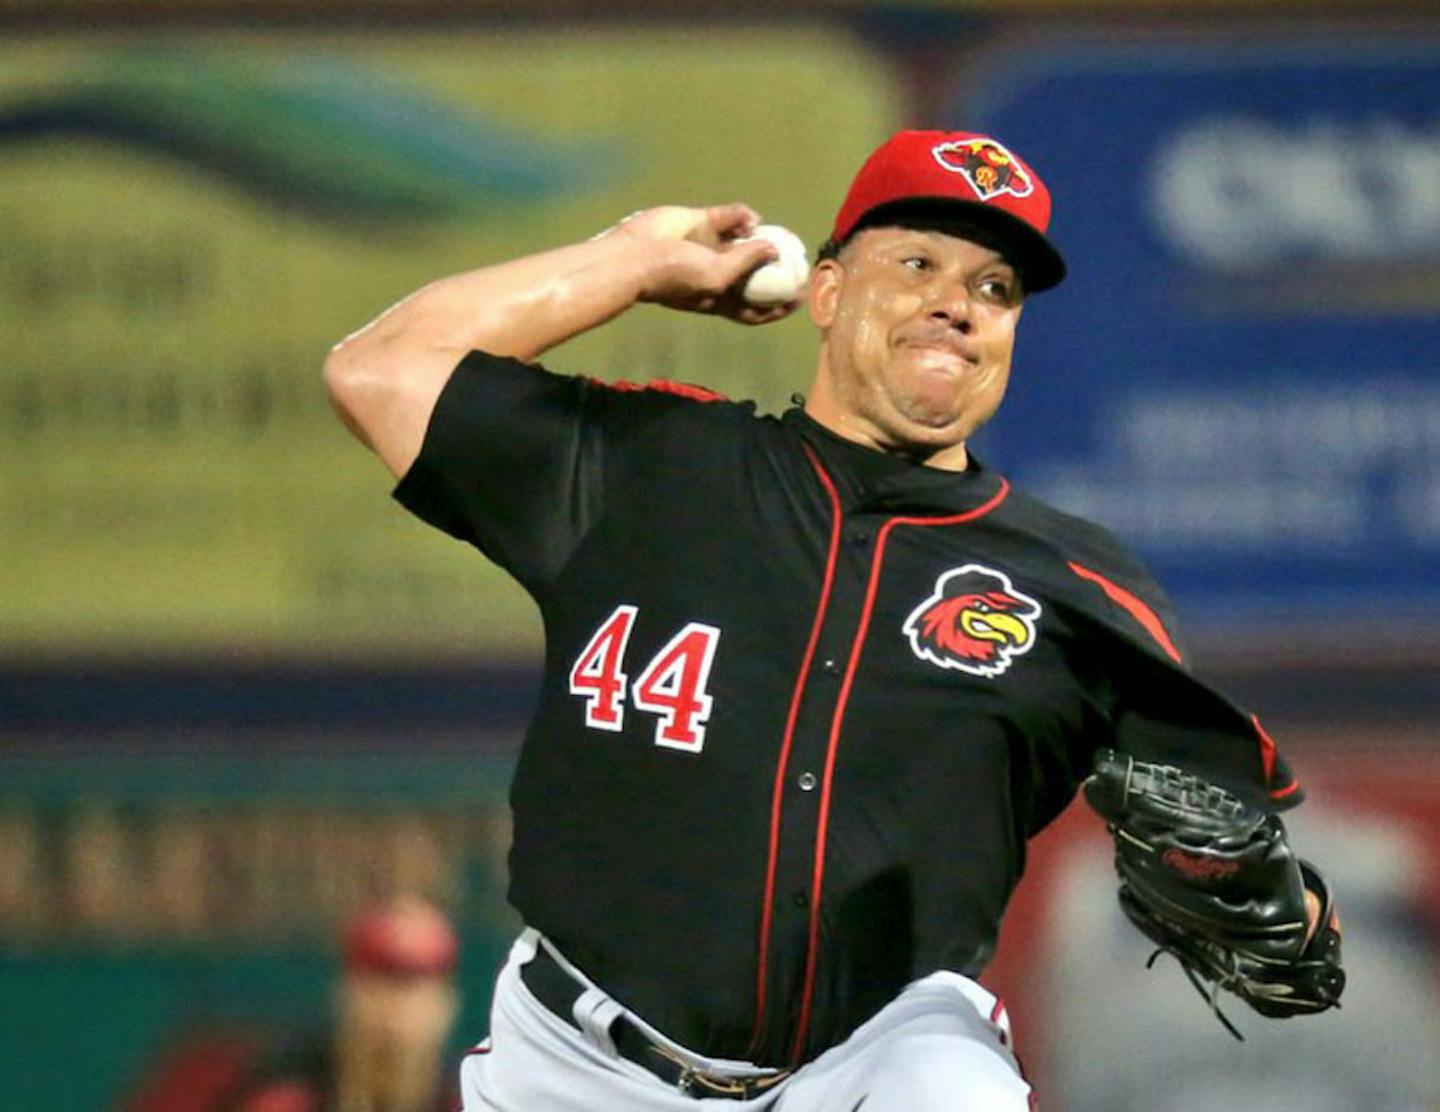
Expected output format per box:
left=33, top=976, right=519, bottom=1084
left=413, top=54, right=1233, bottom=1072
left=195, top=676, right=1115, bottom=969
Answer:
left=460, top=929, right=1033, bottom=1111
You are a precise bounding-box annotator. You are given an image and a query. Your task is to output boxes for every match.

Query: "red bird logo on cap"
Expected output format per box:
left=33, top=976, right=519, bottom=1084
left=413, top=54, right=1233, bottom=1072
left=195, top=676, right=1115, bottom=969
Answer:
left=903, top=564, right=1041, bottom=677
left=932, top=138, right=1034, bottom=202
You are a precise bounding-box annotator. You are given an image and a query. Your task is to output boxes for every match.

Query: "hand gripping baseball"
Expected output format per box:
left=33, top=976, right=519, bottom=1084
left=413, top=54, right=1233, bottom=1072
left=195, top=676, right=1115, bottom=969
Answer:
left=607, top=204, right=800, bottom=325
left=1083, top=749, right=1345, bottom=1037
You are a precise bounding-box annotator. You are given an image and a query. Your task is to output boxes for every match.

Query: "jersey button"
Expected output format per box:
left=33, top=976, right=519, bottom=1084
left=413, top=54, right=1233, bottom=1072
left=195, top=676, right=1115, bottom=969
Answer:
left=791, top=891, right=809, bottom=908
left=849, top=530, right=870, bottom=546
left=797, top=771, right=817, bottom=792
left=820, top=658, right=839, bottom=674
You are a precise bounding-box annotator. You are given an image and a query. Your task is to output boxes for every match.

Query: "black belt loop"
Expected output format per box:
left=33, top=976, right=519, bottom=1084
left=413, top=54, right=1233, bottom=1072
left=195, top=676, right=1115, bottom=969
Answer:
left=519, top=944, right=789, bottom=1101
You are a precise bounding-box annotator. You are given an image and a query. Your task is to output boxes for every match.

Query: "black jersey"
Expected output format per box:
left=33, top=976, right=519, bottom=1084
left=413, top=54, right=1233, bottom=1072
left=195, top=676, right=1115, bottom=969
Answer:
left=395, top=351, right=1301, bottom=1067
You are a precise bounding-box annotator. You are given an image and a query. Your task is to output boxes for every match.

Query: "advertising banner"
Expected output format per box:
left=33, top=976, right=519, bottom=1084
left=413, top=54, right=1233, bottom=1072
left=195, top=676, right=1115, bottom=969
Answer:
left=0, top=29, right=897, bottom=660
left=957, top=35, right=1440, bottom=632
left=0, top=733, right=519, bottom=1109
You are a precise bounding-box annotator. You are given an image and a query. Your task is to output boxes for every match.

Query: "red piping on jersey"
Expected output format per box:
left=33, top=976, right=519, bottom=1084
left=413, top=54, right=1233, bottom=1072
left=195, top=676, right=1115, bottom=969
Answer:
left=1251, top=714, right=1301, bottom=800
left=747, top=443, right=843, bottom=1057
left=1065, top=561, right=1183, bottom=664
left=1252, top=713, right=1277, bottom=781
left=788, top=478, right=1012, bottom=1063
left=586, top=378, right=728, bottom=402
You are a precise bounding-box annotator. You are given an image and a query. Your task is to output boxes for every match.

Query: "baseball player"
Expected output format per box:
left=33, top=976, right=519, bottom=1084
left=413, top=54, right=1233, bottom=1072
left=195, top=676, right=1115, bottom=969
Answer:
left=219, top=896, right=461, bottom=1112
left=325, top=130, right=1341, bottom=1110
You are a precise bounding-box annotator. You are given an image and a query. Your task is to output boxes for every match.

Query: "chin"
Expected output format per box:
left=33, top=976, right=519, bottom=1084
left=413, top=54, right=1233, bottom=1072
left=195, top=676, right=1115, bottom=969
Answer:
left=890, top=385, right=980, bottom=433
left=875, top=420, right=968, bottom=460
left=897, top=404, right=977, bottom=440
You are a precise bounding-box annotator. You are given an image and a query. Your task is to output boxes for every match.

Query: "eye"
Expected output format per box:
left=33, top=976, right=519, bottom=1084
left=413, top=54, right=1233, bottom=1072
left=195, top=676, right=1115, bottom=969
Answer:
left=978, top=275, right=1019, bottom=304
left=901, top=255, right=931, bottom=272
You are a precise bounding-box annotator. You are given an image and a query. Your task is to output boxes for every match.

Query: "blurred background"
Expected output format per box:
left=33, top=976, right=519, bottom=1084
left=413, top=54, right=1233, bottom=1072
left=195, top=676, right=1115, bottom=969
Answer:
left=1, top=0, right=1438, bottom=1108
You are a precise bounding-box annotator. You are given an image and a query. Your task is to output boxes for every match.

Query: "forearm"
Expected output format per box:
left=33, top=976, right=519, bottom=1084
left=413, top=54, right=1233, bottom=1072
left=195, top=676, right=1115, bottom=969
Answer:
left=360, top=232, right=658, bottom=365
left=324, top=233, right=656, bottom=476
left=324, top=203, right=782, bottom=478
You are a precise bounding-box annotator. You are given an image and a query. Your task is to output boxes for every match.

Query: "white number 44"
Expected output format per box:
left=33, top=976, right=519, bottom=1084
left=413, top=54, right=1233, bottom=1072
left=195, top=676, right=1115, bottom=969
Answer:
left=567, top=604, right=720, bottom=753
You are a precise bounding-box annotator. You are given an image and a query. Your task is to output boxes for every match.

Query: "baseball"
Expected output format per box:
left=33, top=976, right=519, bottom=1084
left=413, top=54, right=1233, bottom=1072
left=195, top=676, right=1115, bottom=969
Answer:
left=739, top=224, right=810, bottom=306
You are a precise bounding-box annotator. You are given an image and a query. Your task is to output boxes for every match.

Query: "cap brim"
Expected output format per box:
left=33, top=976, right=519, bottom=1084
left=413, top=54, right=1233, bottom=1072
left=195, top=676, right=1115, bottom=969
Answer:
left=845, top=198, right=1066, bottom=293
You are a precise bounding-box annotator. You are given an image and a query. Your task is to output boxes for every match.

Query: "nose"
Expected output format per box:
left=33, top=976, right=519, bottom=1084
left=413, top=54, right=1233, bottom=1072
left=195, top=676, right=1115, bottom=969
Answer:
left=925, top=278, right=972, bottom=334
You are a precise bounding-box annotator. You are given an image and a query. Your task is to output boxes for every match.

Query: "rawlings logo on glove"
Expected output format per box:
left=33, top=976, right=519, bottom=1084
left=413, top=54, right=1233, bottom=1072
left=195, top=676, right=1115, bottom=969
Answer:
left=1159, top=847, right=1241, bottom=881
left=1083, top=749, right=1345, bottom=1038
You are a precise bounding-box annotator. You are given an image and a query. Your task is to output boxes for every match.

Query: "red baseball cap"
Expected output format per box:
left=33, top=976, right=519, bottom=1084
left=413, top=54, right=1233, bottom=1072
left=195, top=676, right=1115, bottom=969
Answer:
left=829, top=129, right=1066, bottom=292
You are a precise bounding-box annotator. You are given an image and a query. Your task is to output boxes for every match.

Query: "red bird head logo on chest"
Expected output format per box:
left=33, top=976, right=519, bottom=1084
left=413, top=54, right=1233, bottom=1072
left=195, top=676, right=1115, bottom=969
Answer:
left=903, top=564, right=1042, bottom=678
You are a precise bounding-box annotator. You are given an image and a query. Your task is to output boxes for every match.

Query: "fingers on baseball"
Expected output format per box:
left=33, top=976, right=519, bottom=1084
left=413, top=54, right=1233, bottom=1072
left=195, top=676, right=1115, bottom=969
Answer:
left=726, top=237, right=782, bottom=281
left=705, top=202, right=764, bottom=243
left=690, top=238, right=780, bottom=303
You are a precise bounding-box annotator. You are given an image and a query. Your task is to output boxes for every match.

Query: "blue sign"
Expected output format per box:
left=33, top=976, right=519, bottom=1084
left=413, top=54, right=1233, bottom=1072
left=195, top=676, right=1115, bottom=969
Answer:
left=956, top=38, right=1440, bottom=627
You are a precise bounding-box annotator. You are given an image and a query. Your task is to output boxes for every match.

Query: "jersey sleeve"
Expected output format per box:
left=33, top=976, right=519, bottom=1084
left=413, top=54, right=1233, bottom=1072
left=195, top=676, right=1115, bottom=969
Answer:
left=391, top=350, right=601, bottom=593
left=1060, top=532, right=1303, bottom=812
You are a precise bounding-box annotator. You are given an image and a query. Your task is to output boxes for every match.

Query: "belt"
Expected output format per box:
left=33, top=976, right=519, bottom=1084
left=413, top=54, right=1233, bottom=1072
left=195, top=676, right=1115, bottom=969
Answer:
left=519, top=945, right=790, bottom=1101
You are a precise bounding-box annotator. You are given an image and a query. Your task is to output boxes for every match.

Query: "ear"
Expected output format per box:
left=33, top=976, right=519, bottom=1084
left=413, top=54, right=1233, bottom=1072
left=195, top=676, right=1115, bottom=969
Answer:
left=807, top=258, right=844, bottom=329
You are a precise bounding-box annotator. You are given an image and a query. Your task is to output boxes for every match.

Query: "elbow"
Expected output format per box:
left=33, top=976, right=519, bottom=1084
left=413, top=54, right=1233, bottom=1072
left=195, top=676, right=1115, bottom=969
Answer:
left=323, top=335, right=391, bottom=441
left=320, top=330, right=444, bottom=476
left=323, top=337, right=364, bottom=420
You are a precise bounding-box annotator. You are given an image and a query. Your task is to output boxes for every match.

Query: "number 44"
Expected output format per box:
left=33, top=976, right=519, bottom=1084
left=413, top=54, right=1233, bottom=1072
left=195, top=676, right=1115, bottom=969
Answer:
left=567, top=605, right=720, bottom=753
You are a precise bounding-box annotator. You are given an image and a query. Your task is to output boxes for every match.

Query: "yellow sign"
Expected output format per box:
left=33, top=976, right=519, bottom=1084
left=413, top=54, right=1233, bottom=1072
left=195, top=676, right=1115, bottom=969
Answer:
left=0, top=29, right=897, bottom=660
left=0, top=801, right=510, bottom=944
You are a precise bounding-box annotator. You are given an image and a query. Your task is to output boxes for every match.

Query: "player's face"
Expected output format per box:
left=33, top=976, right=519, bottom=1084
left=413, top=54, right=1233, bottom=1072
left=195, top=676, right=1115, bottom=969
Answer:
left=805, top=226, right=1023, bottom=469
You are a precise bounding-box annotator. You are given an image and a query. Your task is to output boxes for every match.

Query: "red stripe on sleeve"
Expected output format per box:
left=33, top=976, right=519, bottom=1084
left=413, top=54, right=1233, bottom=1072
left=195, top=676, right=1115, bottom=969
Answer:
left=1251, top=714, right=1303, bottom=800
left=588, top=378, right=728, bottom=402
left=1250, top=713, right=1278, bottom=782
left=1066, top=561, right=1183, bottom=664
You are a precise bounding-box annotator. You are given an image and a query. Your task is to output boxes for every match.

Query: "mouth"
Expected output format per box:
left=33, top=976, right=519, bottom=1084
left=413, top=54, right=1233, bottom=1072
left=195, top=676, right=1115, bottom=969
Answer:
left=899, top=345, right=978, bottom=380
left=897, top=331, right=978, bottom=366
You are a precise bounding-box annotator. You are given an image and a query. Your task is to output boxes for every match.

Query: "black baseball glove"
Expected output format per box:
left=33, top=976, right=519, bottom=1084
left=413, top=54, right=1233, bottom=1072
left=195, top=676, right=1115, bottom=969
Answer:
left=1083, top=748, right=1345, bottom=1037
